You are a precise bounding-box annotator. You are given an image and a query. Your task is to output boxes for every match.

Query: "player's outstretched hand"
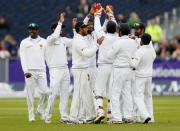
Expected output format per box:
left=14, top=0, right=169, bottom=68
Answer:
left=72, top=18, right=78, bottom=29
left=93, top=3, right=103, bottom=16
left=25, top=73, right=32, bottom=78
left=89, top=4, right=95, bottom=16
left=59, top=12, right=66, bottom=23
left=105, top=5, right=114, bottom=19
left=97, top=36, right=105, bottom=45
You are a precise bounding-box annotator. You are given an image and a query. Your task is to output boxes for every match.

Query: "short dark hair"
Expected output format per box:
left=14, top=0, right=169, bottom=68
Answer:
left=106, top=21, right=116, bottom=33
left=119, top=23, right=130, bottom=35
left=75, top=21, right=87, bottom=33
left=141, top=33, right=151, bottom=45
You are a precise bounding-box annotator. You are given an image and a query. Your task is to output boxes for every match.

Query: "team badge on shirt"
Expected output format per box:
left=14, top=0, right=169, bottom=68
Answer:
left=39, top=44, right=43, bottom=48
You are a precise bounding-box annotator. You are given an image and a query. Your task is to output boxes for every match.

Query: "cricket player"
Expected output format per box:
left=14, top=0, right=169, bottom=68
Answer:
left=19, top=23, right=50, bottom=122
left=93, top=3, right=119, bottom=123
left=69, top=21, right=102, bottom=124
left=131, top=22, right=155, bottom=123
left=44, top=13, right=72, bottom=124
left=107, top=23, right=138, bottom=124
left=130, top=33, right=156, bottom=124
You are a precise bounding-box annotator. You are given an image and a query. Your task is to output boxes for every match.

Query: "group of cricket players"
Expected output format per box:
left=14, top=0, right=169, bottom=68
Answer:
left=19, top=3, right=156, bottom=124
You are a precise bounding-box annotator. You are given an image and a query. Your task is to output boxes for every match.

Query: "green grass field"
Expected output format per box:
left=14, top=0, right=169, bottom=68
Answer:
left=0, top=96, right=180, bottom=131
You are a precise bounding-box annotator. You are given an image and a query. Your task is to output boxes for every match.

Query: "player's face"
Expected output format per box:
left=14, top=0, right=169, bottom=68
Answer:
left=134, top=28, right=142, bottom=36
left=28, top=29, right=38, bottom=38
left=87, top=22, right=94, bottom=34
left=81, top=27, right=88, bottom=36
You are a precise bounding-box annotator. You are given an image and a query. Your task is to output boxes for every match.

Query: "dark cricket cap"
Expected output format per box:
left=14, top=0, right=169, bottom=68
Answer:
left=28, top=23, right=39, bottom=30
left=133, top=22, right=146, bottom=30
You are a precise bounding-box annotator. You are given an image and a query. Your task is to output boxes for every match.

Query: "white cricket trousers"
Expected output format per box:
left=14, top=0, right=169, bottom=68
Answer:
left=110, top=67, right=133, bottom=121
left=25, top=70, right=50, bottom=120
left=94, top=64, right=112, bottom=117
left=78, top=66, right=97, bottom=121
left=69, top=68, right=95, bottom=123
left=133, top=76, right=154, bottom=121
left=45, top=67, right=70, bottom=121
left=132, top=71, right=141, bottom=121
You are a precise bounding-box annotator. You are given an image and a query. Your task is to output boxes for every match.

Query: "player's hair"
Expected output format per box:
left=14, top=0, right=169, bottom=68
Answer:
left=141, top=33, right=151, bottom=45
left=119, top=23, right=130, bottom=35
left=106, top=21, right=116, bottom=33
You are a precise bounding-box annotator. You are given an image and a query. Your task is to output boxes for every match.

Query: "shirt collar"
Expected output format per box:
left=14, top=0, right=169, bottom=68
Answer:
left=75, top=33, right=85, bottom=40
left=120, top=35, right=129, bottom=39
left=28, top=35, right=41, bottom=41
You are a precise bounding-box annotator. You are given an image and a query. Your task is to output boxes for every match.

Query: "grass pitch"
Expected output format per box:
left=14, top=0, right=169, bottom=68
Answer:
left=0, top=96, right=180, bottom=131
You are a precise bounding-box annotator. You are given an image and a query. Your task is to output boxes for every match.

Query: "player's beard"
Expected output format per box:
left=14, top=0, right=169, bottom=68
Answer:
left=87, top=30, right=93, bottom=34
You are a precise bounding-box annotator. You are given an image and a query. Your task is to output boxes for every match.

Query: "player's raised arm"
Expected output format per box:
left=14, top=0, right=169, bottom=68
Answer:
left=102, top=5, right=117, bottom=31
left=83, top=4, right=94, bottom=25
left=94, top=3, right=105, bottom=38
left=72, top=18, right=78, bottom=37
left=46, top=12, right=65, bottom=44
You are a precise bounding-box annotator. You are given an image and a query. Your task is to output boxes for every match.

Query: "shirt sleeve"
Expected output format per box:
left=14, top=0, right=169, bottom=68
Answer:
left=130, top=50, right=142, bottom=68
left=83, top=15, right=90, bottom=25
left=76, top=39, right=98, bottom=58
left=63, top=37, right=73, bottom=48
left=107, top=40, right=120, bottom=59
left=94, top=16, right=105, bottom=38
left=46, top=22, right=62, bottom=44
left=19, top=41, right=28, bottom=73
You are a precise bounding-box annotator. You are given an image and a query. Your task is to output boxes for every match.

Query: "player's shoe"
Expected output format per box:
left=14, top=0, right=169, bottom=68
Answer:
left=28, top=113, right=35, bottom=122
left=86, top=117, right=96, bottom=124
left=36, top=110, right=45, bottom=120
left=60, top=119, right=69, bottom=124
left=45, top=116, right=52, bottom=124
left=29, top=117, right=35, bottom=122
left=93, top=3, right=103, bottom=16
left=94, top=115, right=105, bottom=124
left=144, top=117, right=151, bottom=124
left=134, top=116, right=142, bottom=123
left=124, top=118, right=134, bottom=124
left=107, top=120, right=123, bottom=124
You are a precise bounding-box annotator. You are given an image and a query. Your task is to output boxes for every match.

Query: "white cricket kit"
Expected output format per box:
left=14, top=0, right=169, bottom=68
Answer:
left=130, top=44, right=156, bottom=122
left=69, top=33, right=98, bottom=123
left=132, top=37, right=154, bottom=121
left=107, top=36, right=138, bottom=121
left=19, top=36, right=50, bottom=121
left=94, top=15, right=119, bottom=118
left=45, top=22, right=72, bottom=121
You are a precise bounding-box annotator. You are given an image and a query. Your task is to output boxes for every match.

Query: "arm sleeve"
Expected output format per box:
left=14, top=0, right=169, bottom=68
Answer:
left=107, top=41, right=120, bottom=59
left=94, top=16, right=105, bottom=38
left=19, top=42, right=28, bottom=73
left=102, top=18, right=108, bottom=32
left=64, top=37, right=73, bottom=48
left=83, top=15, right=90, bottom=25
left=73, top=29, right=78, bottom=37
left=46, top=22, right=62, bottom=44
left=76, top=40, right=98, bottom=58
left=130, top=50, right=142, bottom=68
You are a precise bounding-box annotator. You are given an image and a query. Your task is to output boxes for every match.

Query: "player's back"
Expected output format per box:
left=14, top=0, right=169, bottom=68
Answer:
left=113, top=36, right=138, bottom=67
left=135, top=45, right=156, bottom=77
left=98, top=33, right=118, bottom=64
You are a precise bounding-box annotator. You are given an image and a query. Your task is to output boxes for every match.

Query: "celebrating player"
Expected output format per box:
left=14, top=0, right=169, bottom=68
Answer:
left=130, top=33, right=156, bottom=124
